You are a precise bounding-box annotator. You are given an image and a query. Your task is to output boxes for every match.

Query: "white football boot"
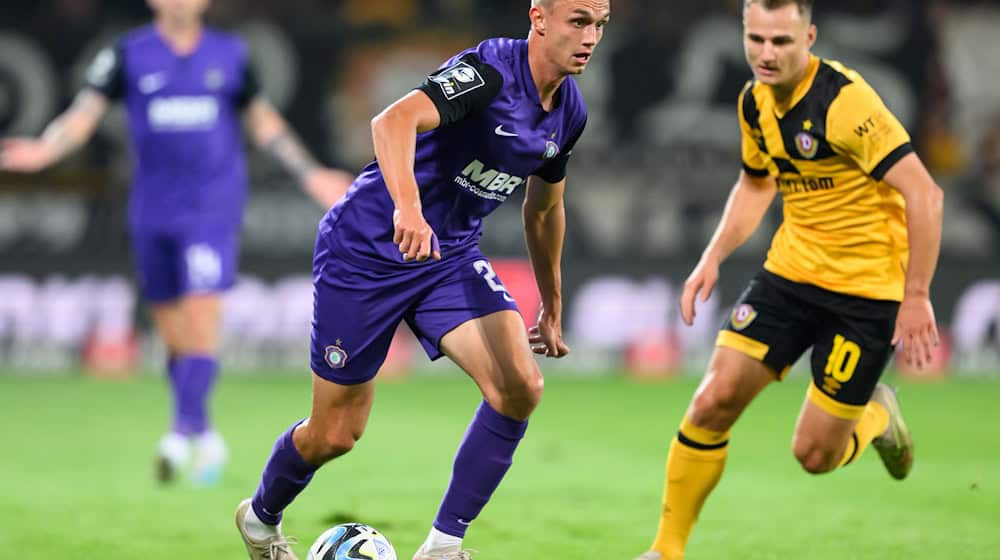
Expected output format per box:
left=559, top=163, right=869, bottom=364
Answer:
left=412, top=545, right=475, bottom=559
left=191, top=430, right=228, bottom=486
left=155, top=432, right=190, bottom=483
left=235, top=498, right=299, bottom=560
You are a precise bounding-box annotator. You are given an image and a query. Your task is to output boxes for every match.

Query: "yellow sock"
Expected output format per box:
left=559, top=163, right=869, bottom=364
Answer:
left=839, top=400, right=889, bottom=467
left=650, top=416, right=729, bottom=559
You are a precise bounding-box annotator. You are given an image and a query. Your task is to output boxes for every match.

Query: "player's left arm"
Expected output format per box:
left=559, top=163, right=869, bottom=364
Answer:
left=243, top=98, right=354, bottom=209
left=523, top=175, right=569, bottom=358
left=883, top=154, right=944, bottom=369
left=828, top=80, right=944, bottom=369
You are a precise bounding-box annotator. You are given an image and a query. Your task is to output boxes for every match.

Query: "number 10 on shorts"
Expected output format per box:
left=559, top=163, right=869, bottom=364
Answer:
left=825, top=334, right=862, bottom=383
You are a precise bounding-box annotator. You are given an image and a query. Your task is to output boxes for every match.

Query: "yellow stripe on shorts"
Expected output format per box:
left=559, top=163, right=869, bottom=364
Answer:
left=716, top=330, right=769, bottom=361
left=807, top=382, right=865, bottom=420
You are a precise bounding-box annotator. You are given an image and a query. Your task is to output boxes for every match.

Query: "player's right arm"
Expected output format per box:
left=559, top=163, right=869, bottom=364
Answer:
left=1, top=42, right=121, bottom=173
left=681, top=171, right=777, bottom=325
left=370, top=90, right=442, bottom=262
left=0, top=90, right=108, bottom=173
left=680, top=85, right=778, bottom=325
left=372, top=52, right=503, bottom=262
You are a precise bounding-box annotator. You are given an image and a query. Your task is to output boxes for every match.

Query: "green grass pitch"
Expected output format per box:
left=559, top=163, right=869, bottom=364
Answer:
left=0, top=371, right=997, bottom=559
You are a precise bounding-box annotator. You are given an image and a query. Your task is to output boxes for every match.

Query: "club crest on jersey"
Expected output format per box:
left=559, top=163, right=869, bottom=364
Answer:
left=204, top=68, right=225, bottom=90
left=795, top=131, right=818, bottom=159
left=730, top=304, right=758, bottom=331
left=324, top=344, right=348, bottom=369
left=429, top=61, right=485, bottom=100
left=542, top=140, right=560, bottom=160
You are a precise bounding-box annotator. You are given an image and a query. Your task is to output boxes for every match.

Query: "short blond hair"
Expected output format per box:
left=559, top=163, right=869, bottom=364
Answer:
left=745, top=0, right=813, bottom=17
left=531, top=0, right=554, bottom=7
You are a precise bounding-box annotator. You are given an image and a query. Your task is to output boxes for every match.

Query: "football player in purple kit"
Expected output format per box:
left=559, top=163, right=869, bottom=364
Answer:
left=234, top=0, right=611, bottom=559
left=0, top=0, right=352, bottom=485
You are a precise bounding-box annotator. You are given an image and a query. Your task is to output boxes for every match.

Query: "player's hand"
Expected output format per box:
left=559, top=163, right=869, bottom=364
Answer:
left=891, top=294, right=939, bottom=370
left=680, top=255, right=720, bottom=326
left=303, top=167, right=355, bottom=209
left=392, top=207, right=441, bottom=262
left=0, top=138, right=57, bottom=173
left=529, top=305, right=570, bottom=358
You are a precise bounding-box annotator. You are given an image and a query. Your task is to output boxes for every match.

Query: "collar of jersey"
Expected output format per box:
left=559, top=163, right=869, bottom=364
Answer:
left=771, top=54, right=820, bottom=119
left=517, top=39, right=562, bottom=114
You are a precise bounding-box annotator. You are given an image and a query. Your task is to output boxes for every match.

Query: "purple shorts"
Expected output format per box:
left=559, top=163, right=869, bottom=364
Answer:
left=131, top=227, right=240, bottom=302
left=309, top=233, right=521, bottom=384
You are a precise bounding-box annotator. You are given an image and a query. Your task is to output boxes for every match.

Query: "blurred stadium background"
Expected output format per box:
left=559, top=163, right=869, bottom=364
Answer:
left=1, top=1, right=999, bottom=558
left=1, top=0, right=999, bottom=379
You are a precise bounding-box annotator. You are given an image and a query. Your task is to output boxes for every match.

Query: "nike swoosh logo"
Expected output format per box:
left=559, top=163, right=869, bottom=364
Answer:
left=139, top=73, right=167, bottom=94
left=494, top=125, right=518, bottom=137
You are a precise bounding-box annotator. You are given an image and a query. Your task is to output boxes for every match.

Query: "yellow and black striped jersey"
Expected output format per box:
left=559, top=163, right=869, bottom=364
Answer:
left=740, top=55, right=912, bottom=301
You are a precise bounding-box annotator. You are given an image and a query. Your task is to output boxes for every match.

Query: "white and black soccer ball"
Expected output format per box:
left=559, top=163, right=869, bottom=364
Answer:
left=307, top=522, right=397, bottom=560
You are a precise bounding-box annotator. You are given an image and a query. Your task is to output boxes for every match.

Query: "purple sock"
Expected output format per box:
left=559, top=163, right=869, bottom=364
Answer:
left=252, top=421, right=318, bottom=525
left=174, top=355, right=218, bottom=435
left=433, top=400, right=528, bottom=538
left=166, top=355, right=186, bottom=431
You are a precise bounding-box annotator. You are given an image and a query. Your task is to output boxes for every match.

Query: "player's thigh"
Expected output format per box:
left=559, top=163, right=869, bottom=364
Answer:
left=688, top=346, right=775, bottom=431
left=407, top=255, right=535, bottom=415
left=309, top=237, right=414, bottom=386
left=406, top=254, right=522, bottom=365
left=806, top=297, right=898, bottom=418
left=150, top=301, right=186, bottom=354
left=693, top=270, right=817, bottom=428
left=795, top=297, right=897, bottom=457
left=439, top=310, right=542, bottom=418
left=177, top=293, right=223, bottom=354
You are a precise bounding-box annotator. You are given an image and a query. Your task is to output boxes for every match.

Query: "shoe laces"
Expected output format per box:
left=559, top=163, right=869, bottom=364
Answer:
left=251, top=535, right=298, bottom=559
left=422, top=548, right=477, bottom=559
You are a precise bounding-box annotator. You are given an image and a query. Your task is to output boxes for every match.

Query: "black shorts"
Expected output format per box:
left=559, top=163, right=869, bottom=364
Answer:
left=717, top=269, right=899, bottom=412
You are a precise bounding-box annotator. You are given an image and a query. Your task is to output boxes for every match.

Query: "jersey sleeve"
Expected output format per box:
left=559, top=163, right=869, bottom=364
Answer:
left=738, top=83, right=771, bottom=177
left=533, top=117, right=586, bottom=184
left=827, top=80, right=913, bottom=181
left=84, top=42, right=125, bottom=100
left=415, top=53, right=503, bottom=127
left=235, top=57, right=261, bottom=109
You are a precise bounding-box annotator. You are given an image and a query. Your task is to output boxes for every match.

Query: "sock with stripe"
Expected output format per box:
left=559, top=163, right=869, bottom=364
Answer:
left=839, top=400, right=889, bottom=467
left=650, top=416, right=729, bottom=559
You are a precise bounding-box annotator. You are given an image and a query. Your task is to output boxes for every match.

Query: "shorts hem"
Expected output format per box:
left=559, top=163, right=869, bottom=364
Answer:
left=310, top=364, right=378, bottom=386
left=807, top=382, right=866, bottom=419
left=421, top=305, right=521, bottom=360
left=716, top=330, right=791, bottom=380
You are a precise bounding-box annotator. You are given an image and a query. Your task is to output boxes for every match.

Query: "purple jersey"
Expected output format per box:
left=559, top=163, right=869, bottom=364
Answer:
left=320, top=38, right=587, bottom=266
left=85, top=25, right=258, bottom=233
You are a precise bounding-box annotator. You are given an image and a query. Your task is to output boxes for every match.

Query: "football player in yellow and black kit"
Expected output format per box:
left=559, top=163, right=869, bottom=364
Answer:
left=635, top=1, right=943, bottom=559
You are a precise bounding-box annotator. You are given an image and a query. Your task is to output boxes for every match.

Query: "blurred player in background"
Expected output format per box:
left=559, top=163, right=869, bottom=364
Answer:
left=635, top=1, right=943, bottom=559
left=0, top=0, right=353, bottom=485
left=234, top=0, right=610, bottom=558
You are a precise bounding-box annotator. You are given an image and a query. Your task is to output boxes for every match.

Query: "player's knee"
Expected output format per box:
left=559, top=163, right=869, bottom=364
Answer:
left=301, top=427, right=361, bottom=465
left=794, top=443, right=838, bottom=474
left=319, top=432, right=360, bottom=463
left=494, top=362, right=544, bottom=419
left=689, top=382, right=743, bottom=427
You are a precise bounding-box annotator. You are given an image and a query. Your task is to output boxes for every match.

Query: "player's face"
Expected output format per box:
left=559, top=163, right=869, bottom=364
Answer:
left=147, top=0, right=210, bottom=25
left=537, top=0, right=611, bottom=75
left=743, top=3, right=816, bottom=89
